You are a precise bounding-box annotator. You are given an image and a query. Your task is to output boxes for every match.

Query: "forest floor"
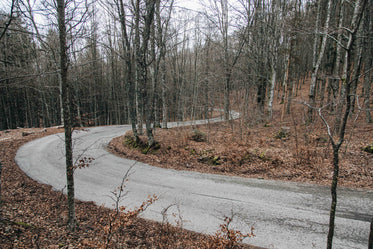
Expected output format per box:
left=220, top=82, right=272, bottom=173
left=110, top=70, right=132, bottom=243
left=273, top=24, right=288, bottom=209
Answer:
left=0, top=127, right=260, bottom=248
left=109, top=103, right=373, bottom=190
left=1, top=88, right=372, bottom=248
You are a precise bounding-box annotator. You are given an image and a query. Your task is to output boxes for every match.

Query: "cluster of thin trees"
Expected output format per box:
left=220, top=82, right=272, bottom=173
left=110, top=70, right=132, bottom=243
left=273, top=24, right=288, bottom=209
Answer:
left=0, top=0, right=372, bottom=247
left=1, top=0, right=372, bottom=133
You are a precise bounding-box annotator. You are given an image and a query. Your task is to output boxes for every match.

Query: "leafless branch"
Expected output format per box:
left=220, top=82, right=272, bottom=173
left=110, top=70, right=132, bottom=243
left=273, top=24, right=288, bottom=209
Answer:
left=0, top=0, right=16, bottom=41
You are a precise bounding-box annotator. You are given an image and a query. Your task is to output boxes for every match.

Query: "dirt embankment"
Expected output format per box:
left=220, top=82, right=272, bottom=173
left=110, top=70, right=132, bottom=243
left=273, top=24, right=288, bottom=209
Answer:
left=109, top=113, right=373, bottom=190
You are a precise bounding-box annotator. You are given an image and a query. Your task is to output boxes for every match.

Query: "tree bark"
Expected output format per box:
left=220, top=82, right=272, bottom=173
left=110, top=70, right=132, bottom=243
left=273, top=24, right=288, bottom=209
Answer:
left=350, top=35, right=363, bottom=113
left=117, top=0, right=139, bottom=141
left=0, top=161, right=2, bottom=208
left=308, top=0, right=332, bottom=122
left=363, top=70, right=372, bottom=123
left=204, top=37, right=211, bottom=120
left=134, top=0, right=144, bottom=135
left=283, top=37, right=292, bottom=115
left=135, top=0, right=156, bottom=147
left=363, top=1, right=372, bottom=123
left=326, top=0, right=367, bottom=247
left=222, top=0, right=230, bottom=121
left=335, top=0, right=367, bottom=134
left=155, top=0, right=174, bottom=129
left=369, top=216, right=373, bottom=249
left=57, top=0, right=76, bottom=230
left=330, top=0, right=344, bottom=113
left=268, top=64, right=276, bottom=120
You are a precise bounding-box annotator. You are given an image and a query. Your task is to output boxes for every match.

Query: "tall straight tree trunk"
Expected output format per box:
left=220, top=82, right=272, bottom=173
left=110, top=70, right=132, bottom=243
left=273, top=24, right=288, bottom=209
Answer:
left=330, top=0, right=344, bottom=113
left=0, top=161, right=2, bottom=207
left=204, top=37, right=211, bottom=120
left=222, top=0, right=230, bottom=121
left=267, top=0, right=281, bottom=120
left=319, top=78, right=326, bottom=107
left=369, top=216, right=373, bottom=249
left=363, top=69, right=372, bottom=123
left=308, top=0, right=332, bottom=122
left=268, top=63, right=276, bottom=120
left=150, top=20, right=160, bottom=128
left=283, top=37, right=293, bottom=115
left=335, top=0, right=366, bottom=134
left=161, top=73, right=168, bottom=128
left=350, top=34, right=363, bottom=113
left=57, top=0, right=75, bottom=230
left=135, top=0, right=156, bottom=147
left=155, top=0, right=173, bottom=128
left=117, top=0, right=139, bottom=141
left=58, top=73, right=64, bottom=126
left=363, top=1, right=372, bottom=123
left=134, top=0, right=143, bottom=135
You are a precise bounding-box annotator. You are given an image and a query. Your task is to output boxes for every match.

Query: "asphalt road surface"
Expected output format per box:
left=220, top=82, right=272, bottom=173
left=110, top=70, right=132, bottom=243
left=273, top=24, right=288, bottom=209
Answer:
left=16, top=117, right=372, bottom=249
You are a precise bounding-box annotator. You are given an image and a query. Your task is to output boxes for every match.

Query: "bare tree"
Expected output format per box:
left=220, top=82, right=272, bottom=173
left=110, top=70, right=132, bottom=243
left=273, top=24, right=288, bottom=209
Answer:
left=308, top=0, right=332, bottom=122
left=0, top=0, right=17, bottom=41
left=134, top=0, right=157, bottom=146
left=204, top=0, right=246, bottom=121
left=329, top=0, right=344, bottom=114
left=115, top=0, right=140, bottom=142
left=56, top=0, right=76, bottom=230
left=267, top=0, right=282, bottom=120
left=55, top=0, right=91, bottom=230
left=362, top=1, right=372, bottom=123
left=324, top=0, right=367, bottom=247
left=155, top=0, right=174, bottom=129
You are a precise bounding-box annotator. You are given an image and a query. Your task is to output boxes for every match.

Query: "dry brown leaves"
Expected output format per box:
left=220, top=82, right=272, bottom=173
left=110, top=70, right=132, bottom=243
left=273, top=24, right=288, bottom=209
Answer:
left=109, top=109, right=373, bottom=190
left=0, top=127, right=259, bottom=248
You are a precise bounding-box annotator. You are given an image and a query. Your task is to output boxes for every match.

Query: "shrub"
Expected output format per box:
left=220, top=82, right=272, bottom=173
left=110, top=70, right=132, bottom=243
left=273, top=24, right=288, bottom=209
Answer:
left=191, top=129, right=207, bottom=142
left=203, top=216, right=254, bottom=249
left=363, top=143, right=373, bottom=154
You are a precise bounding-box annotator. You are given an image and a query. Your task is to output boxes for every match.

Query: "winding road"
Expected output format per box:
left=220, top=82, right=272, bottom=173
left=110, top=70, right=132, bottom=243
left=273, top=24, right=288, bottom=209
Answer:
left=15, top=116, right=372, bottom=249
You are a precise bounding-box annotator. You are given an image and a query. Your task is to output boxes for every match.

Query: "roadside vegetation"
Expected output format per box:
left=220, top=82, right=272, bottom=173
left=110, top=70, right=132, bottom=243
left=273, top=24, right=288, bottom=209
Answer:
left=0, top=128, right=260, bottom=248
left=109, top=94, right=373, bottom=191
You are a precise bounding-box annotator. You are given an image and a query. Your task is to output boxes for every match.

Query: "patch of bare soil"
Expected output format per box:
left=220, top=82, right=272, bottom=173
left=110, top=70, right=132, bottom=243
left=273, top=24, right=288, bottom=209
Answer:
left=109, top=108, right=373, bottom=190
left=0, top=127, right=259, bottom=248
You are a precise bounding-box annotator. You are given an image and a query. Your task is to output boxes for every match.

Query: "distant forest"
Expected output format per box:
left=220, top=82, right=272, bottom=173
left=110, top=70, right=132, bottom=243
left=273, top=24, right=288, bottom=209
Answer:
left=1, top=0, right=372, bottom=131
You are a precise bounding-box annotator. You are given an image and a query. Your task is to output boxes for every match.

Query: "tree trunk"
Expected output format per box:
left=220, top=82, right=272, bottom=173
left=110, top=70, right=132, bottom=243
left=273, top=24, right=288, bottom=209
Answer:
left=161, top=75, right=168, bottom=128
left=224, top=72, right=231, bottom=120
left=330, top=0, right=344, bottom=113
left=268, top=63, right=276, bottom=120
left=135, top=0, right=156, bottom=147
left=335, top=0, right=367, bottom=134
left=155, top=0, right=174, bottom=128
left=308, top=0, right=332, bottom=122
left=286, top=79, right=293, bottom=114
left=117, top=0, right=139, bottom=141
left=327, top=144, right=341, bottom=249
left=222, top=0, right=230, bottom=121
left=363, top=70, right=372, bottom=123
left=350, top=27, right=363, bottom=113
left=369, top=216, right=373, bottom=249
left=0, top=161, right=2, bottom=208
left=57, top=0, right=76, bottom=230
left=204, top=38, right=211, bottom=120
left=363, top=1, right=372, bottom=123
left=134, top=0, right=143, bottom=136
left=58, top=73, right=64, bottom=126
left=282, top=37, right=291, bottom=115
left=319, top=77, right=326, bottom=107
left=327, top=0, right=367, bottom=247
